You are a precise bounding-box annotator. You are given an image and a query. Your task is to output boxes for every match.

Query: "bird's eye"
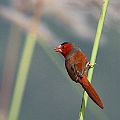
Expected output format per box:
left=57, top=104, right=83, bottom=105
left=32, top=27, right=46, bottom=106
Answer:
left=62, top=45, right=65, bottom=49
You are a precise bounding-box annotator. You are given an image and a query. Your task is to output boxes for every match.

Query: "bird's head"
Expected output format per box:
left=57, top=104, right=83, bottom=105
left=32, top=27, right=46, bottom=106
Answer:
left=54, top=42, right=81, bottom=58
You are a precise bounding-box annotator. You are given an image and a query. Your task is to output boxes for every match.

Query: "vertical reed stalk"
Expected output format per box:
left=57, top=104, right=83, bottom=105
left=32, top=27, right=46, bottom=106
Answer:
left=78, top=0, right=109, bottom=119
left=8, top=35, right=36, bottom=120
left=8, top=1, right=44, bottom=120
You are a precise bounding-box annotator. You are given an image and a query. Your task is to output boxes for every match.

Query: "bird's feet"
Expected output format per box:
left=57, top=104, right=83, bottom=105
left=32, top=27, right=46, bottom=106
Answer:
left=86, top=62, right=98, bottom=68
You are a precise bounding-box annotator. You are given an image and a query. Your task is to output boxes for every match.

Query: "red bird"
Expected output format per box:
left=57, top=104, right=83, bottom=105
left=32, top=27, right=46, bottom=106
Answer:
left=54, top=42, right=104, bottom=109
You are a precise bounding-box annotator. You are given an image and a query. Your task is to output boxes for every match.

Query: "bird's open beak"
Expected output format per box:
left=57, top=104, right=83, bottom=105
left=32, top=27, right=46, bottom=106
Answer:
left=54, top=45, right=62, bottom=52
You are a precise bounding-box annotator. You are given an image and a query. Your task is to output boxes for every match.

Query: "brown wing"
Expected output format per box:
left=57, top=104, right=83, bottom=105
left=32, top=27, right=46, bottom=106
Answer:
left=70, top=51, right=88, bottom=77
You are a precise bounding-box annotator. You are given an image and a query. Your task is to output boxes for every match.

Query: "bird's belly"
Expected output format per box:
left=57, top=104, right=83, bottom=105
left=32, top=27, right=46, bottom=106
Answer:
left=65, top=64, right=78, bottom=82
left=67, top=70, right=77, bottom=82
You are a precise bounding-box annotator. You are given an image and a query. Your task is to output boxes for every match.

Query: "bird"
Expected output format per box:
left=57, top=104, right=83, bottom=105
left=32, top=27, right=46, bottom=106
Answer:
left=54, top=42, right=104, bottom=109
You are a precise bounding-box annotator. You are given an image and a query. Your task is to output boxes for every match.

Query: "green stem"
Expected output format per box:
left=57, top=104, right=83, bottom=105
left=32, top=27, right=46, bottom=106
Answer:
left=8, top=34, right=36, bottom=120
left=78, top=0, right=109, bottom=120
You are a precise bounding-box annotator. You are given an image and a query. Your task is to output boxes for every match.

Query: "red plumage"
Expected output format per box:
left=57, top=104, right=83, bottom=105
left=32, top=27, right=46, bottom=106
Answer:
left=55, top=42, right=104, bottom=109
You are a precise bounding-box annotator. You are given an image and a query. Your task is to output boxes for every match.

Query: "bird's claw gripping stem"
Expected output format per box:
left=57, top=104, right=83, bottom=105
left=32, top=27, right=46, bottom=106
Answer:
left=86, top=62, right=98, bottom=68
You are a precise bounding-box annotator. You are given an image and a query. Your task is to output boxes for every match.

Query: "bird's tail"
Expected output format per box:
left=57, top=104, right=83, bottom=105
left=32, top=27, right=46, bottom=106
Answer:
left=78, top=74, right=104, bottom=109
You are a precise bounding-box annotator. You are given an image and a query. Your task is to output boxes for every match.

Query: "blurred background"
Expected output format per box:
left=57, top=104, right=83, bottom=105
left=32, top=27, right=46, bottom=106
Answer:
left=0, top=0, right=120, bottom=120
